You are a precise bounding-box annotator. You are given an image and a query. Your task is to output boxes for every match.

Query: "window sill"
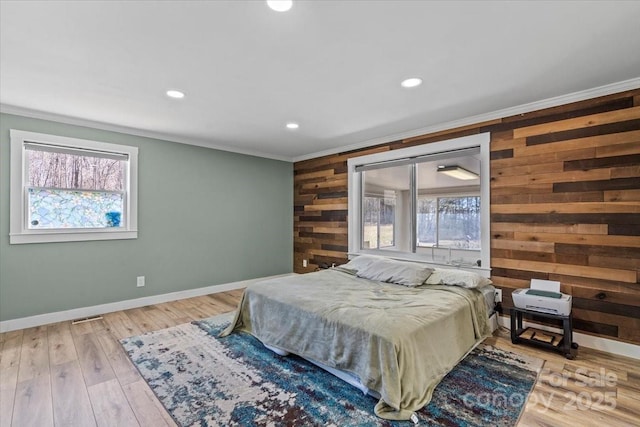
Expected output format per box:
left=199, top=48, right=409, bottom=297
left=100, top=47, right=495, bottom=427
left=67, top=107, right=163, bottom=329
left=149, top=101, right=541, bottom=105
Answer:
left=9, top=230, right=138, bottom=244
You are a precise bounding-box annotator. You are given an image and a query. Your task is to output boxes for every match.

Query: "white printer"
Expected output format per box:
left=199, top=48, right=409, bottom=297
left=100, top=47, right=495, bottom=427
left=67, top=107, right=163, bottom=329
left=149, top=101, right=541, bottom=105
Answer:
left=512, top=279, right=572, bottom=316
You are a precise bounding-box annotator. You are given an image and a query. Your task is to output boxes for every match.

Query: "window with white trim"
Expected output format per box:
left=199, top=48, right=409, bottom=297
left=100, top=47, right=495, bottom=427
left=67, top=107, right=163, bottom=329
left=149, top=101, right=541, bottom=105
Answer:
left=10, top=130, right=138, bottom=244
left=348, top=133, right=490, bottom=270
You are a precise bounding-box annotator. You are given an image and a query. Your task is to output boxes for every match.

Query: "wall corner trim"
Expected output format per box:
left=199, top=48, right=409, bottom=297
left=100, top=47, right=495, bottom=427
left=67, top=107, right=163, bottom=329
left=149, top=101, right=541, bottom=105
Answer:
left=0, top=273, right=295, bottom=333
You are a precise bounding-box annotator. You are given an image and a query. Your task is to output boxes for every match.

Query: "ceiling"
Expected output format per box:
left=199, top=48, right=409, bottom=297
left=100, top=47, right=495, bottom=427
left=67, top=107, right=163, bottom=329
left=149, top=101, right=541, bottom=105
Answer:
left=1, top=1, right=639, bottom=162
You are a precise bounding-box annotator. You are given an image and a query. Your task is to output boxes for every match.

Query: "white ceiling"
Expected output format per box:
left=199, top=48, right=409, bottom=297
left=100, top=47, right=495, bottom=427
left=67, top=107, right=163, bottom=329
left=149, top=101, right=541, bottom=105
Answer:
left=1, top=1, right=639, bottom=162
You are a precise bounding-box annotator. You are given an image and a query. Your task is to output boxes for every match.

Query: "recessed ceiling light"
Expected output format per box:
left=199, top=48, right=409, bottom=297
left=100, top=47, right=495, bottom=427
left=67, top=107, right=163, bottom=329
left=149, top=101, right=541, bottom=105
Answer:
left=286, top=122, right=299, bottom=130
left=166, top=90, right=185, bottom=99
left=267, top=0, right=293, bottom=12
left=400, top=78, right=422, bottom=88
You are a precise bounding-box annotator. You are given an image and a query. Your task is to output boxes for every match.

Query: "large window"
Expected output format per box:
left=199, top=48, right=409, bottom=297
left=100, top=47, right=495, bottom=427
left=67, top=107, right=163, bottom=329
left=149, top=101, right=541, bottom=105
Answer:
left=10, top=130, right=138, bottom=244
left=348, top=133, right=490, bottom=270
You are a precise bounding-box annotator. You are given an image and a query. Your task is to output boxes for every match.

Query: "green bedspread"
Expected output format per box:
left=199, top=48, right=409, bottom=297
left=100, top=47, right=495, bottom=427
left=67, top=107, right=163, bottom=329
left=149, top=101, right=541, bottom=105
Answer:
left=222, top=269, right=491, bottom=421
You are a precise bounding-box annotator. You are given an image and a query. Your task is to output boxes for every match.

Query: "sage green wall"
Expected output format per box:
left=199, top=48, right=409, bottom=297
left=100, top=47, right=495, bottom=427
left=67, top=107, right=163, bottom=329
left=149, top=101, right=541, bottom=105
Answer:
left=0, top=113, right=293, bottom=321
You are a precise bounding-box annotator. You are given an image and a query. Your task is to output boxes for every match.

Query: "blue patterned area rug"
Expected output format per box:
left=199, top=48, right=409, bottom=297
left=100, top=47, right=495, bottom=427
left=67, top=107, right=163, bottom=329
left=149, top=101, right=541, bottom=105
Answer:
left=121, top=312, right=543, bottom=426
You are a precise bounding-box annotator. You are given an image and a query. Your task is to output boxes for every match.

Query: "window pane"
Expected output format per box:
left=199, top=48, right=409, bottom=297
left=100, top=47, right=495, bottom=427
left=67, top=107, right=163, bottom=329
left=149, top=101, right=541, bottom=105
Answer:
left=363, top=197, right=379, bottom=249
left=379, top=196, right=395, bottom=248
left=362, top=165, right=409, bottom=251
left=27, top=149, right=125, bottom=191
left=437, top=197, right=480, bottom=249
left=417, top=197, right=436, bottom=246
left=28, top=188, right=124, bottom=229
left=416, top=154, right=480, bottom=251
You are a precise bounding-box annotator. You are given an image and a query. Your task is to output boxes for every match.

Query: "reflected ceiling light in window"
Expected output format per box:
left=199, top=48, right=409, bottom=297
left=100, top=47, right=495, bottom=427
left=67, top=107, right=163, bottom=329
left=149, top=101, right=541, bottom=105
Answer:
left=267, top=0, right=293, bottom=12
left=166, top=90, right=185, bottom=99
left=400, top=77, right=422, bottom=88
left=286, top=122, right=299, bottom=130
left=437, top=165, right=479, bottom=180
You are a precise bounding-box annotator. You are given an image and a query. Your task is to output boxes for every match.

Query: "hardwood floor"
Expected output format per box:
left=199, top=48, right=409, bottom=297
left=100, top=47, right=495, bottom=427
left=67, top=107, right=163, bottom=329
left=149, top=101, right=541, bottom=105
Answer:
left=1, top=290, right=637, bottom=426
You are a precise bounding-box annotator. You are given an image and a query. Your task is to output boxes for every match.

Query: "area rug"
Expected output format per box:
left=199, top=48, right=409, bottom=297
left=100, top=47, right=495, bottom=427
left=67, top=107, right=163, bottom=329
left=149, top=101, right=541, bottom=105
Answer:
left=121, top=312, right=543, bottom=426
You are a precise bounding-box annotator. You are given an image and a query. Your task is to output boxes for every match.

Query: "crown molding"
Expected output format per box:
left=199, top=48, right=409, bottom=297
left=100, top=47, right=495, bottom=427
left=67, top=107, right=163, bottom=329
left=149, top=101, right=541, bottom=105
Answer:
left=292, top=77, right=640, bottom=162
left=0, top=104, right=292, bottom=162
left=3, top=77, right=639, bottom=164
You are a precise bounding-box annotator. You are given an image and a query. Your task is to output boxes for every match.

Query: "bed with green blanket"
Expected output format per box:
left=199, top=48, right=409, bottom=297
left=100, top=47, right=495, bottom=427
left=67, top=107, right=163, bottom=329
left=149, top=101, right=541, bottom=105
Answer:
left=222, top=260, right=492, bottom=421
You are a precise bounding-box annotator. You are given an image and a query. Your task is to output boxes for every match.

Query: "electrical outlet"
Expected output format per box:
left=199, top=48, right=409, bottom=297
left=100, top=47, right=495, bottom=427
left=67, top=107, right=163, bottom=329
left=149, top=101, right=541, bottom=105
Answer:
left=495, top=289, right=502, bottom=303
left=302, top=259, right=308, bottom=268
left=137, top=276, right=145, bottom=287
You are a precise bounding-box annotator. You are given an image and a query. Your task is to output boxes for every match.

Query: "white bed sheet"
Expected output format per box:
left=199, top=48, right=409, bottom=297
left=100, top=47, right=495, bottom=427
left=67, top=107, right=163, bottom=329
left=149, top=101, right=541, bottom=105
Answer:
left=479, top=284, right=496, bottom=314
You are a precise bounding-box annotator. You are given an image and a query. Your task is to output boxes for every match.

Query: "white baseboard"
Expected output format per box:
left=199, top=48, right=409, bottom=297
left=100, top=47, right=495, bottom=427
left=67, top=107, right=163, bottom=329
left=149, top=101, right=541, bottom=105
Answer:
left=498, top=315, right=640, bottom=361
left=0, top=273, right=294, bottom=333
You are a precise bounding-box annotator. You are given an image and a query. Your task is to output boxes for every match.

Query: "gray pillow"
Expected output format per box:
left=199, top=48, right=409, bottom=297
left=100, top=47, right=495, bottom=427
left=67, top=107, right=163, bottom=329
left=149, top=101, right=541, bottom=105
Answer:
left=341, top=254, right=384, bottom=271
left=425, top=268, right=492, bottom=288
left=343, top=255, right=434, bottom=287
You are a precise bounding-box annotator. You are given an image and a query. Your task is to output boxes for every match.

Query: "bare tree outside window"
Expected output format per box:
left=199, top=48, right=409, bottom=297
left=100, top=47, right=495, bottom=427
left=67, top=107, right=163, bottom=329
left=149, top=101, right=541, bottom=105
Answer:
left=363, top=196, right=395, bottom=249
left=417, top=196, right=480, bottom=249
left=27, top=150, right=124, bottom=191
left=437, top=196, right=480, bottom=249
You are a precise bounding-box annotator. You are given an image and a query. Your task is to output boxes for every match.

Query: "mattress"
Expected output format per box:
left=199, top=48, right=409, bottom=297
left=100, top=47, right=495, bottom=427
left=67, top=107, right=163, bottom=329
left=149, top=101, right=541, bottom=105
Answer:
left=222, top=269, right=491, bottom=421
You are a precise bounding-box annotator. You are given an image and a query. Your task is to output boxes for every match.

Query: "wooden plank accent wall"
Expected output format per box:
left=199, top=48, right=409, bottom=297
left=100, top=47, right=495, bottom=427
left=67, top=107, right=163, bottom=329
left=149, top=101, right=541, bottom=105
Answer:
left=294, top=88, right=640, bottom=345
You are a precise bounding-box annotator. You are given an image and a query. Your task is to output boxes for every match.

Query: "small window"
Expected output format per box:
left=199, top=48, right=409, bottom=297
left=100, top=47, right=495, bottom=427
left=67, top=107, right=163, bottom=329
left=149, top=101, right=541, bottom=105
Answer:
left=10, top=130, right=138, bottom=244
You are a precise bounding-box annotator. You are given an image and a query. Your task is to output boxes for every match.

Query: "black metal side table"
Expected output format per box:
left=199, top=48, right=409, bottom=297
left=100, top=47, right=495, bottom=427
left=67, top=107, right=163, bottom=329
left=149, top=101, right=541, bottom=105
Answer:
left=510, top=307, right=578, bottom=359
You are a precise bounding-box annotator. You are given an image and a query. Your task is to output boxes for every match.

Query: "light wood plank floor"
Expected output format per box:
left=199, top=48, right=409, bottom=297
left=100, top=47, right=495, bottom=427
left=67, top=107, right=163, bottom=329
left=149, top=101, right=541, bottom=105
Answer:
left=1, top=290, right=637, bottom=426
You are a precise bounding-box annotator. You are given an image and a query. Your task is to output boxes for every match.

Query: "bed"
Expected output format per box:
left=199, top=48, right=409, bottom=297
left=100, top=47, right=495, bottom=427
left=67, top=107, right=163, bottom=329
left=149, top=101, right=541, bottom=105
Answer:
left=222, top=255, right=495, bottom=421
